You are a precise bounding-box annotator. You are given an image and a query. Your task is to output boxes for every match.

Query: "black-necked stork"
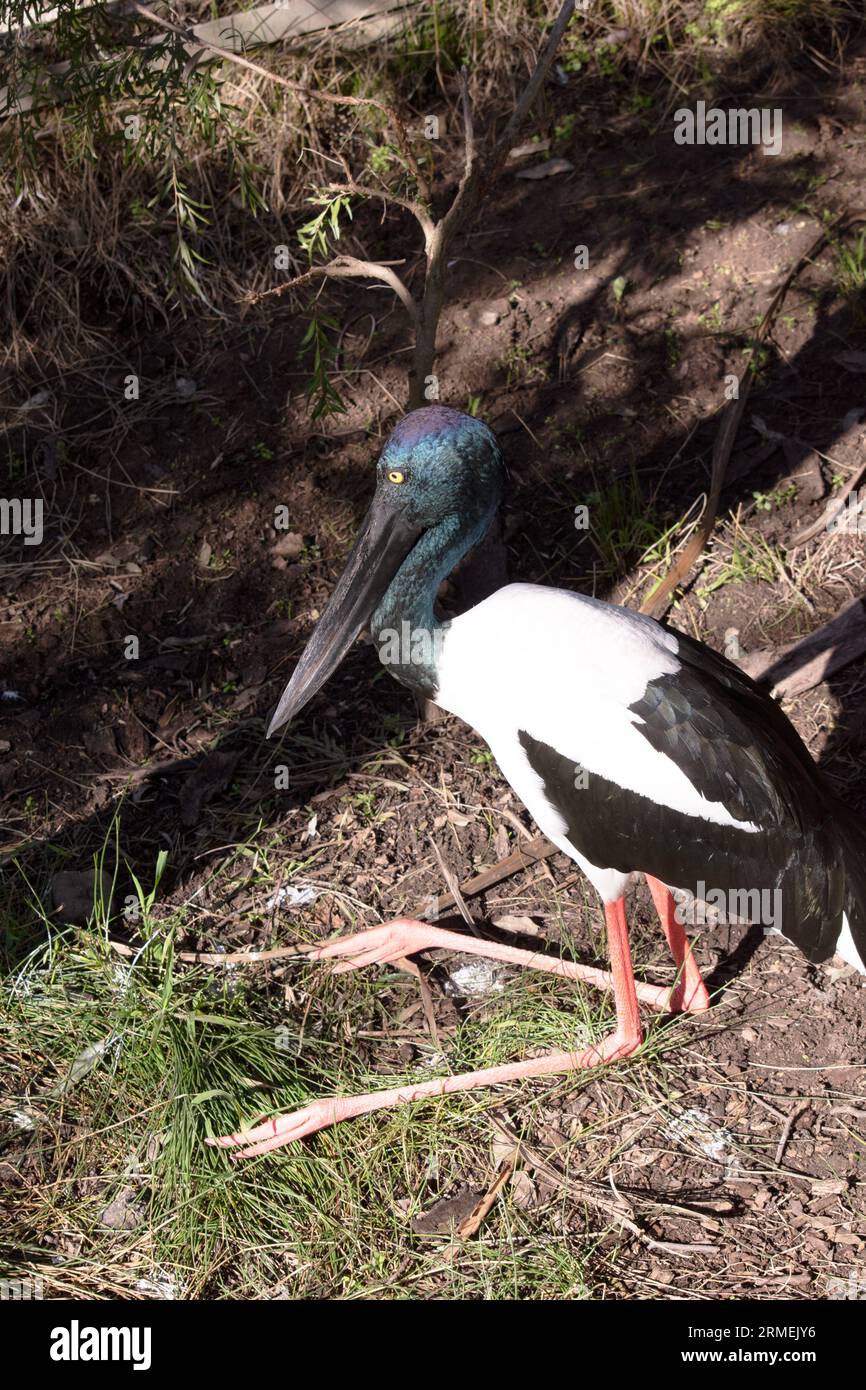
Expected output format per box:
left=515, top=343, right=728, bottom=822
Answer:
left=210, top=406, right=866, bottom=1159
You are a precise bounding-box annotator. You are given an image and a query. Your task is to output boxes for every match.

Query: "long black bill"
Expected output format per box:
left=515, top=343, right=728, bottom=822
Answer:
left=267, top=497, right=422, bottom=737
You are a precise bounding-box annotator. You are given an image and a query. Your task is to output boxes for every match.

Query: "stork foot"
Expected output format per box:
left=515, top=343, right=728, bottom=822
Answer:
left=207, top=1028, right=642, bottom=1159
left=293, top=916, right=671, bottom=1010
left=207, top=898, right=712, bottom=1160
left=209, top=899, right=646, bottom=1159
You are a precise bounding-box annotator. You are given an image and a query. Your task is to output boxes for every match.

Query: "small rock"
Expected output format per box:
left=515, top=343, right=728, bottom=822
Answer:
left=272, top=531, right=304, bottom=560
left=99, top=1187, right=142, bottom=1231
left=174, top=377, right=197, bottom=398
left=474, top=299, right=510, bottom=328
left=445, top=961, right=504, bottom=997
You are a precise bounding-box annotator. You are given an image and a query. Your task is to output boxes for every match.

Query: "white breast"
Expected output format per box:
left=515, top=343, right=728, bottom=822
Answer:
left=434, top=584, right=760, bottom=836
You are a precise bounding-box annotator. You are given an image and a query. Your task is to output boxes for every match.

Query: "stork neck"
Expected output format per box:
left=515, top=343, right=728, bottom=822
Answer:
left=371, top=509, right=493, bottom=697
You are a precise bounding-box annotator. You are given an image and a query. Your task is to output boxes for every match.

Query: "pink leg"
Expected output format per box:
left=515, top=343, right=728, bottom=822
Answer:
left=645, top=875, right=710, bottom=1014
left=275, top=916, right=671, bottom=1010
left=208, top=899, right=643, bottom=1159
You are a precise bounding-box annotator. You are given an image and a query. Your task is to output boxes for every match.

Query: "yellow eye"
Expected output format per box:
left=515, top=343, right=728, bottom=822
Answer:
left=387, top=470, right=406, bottom=485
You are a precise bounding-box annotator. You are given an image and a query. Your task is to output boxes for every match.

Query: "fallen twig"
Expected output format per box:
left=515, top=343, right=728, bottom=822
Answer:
left=428, top=836, right=476, bottom=929
left=393, top=956, right=440, bottom=1048
left=456, top=1154, right=518, bottom=1240
left=415, top=834, right=559, bottom=919
left=489, top=1117, right=715, bottom=1257
left=775, top=1100, right=811, bottom=1167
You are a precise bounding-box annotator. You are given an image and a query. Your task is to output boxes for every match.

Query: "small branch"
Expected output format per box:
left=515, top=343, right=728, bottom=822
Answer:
left=456, top=1156, right=516, bottom=1240
left=321, top=180, right=434, bottom=242
left=775, top=1100, right=810, bottom=1166
left=414, top=833, right=558, bottom=918
left=459, top=66, right=476, bottom=176
left=442, top=0, right=574, bottom=242
left=739, top=594, right=866, bottom=700
left=254, top=254, right=418, bottom=324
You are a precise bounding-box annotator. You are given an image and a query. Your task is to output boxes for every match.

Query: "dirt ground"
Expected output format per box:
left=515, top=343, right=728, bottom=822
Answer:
left=2, top=19, right=866, bottom=1300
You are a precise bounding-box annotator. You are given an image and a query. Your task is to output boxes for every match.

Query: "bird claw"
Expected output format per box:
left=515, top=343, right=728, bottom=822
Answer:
left=206, top=1096, right=349, bottom=1159
left=306, top=919, right=436, bottom=974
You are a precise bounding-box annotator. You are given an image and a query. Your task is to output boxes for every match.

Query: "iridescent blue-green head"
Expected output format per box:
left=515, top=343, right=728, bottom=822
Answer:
left=268, top=406, right=505, bottom=734
left=375, top=405, right=505, bottom=531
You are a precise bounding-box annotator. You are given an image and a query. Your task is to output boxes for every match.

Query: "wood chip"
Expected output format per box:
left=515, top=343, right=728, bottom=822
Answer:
left=493, top=914, right=541, bottom=937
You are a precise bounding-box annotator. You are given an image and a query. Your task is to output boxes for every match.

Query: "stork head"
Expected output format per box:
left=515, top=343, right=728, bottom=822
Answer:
left=375, top=405, right=505, bottom=528
left=267, top=407, right=505, bottom=735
